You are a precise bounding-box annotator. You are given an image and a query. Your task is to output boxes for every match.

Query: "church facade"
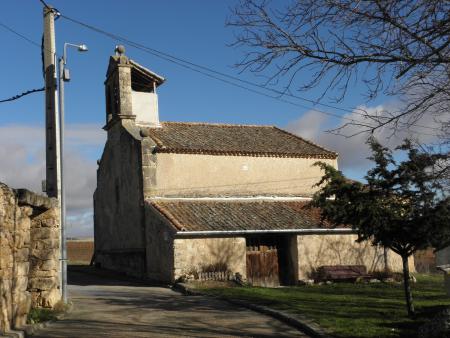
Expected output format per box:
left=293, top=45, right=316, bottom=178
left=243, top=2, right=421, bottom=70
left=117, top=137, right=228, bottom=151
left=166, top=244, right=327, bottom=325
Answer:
left=93, top=46, right=407, bottom=285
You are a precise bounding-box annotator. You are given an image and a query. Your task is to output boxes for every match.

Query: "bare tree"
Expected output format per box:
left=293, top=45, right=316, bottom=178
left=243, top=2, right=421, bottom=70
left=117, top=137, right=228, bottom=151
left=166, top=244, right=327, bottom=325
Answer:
left=229, top=0, right=450, bottom=138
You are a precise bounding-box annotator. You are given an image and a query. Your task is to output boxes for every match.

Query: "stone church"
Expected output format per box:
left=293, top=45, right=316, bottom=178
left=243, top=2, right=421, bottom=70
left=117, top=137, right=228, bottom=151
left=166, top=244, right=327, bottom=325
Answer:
left=94, top=46, right=406, bottom=285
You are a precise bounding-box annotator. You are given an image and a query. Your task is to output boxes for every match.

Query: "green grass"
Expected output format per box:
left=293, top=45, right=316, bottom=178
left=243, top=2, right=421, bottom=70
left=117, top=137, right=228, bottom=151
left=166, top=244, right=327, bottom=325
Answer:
left=195, top=274, right=449, bottom=338
left=27, top=308, right=59, bottom=324
left=27, top=301, right=70, bottom=324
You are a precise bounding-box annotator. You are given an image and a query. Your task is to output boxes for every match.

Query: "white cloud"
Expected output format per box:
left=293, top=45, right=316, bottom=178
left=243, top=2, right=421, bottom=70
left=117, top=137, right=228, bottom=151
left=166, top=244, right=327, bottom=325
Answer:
left=0, top=123, right=105, bottom=238
left=67, top=211, right=94, bottom=238
left=285, top=103, right=441, bottom=178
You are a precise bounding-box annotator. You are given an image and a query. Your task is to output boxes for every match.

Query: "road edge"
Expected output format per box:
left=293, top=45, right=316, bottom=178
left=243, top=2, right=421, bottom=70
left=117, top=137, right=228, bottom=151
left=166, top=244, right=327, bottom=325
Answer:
left=172, top=282, right=333, bottom=338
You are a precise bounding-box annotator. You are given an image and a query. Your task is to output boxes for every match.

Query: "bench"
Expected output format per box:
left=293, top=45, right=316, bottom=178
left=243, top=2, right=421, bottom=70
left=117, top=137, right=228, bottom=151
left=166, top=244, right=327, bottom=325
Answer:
left=315, top=265, right=372, bottom=282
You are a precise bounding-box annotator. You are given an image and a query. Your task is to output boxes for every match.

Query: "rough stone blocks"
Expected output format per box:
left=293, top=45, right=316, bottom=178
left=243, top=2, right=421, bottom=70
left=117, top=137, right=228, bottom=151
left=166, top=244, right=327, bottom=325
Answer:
left=0, top=182, right=60, bottom=334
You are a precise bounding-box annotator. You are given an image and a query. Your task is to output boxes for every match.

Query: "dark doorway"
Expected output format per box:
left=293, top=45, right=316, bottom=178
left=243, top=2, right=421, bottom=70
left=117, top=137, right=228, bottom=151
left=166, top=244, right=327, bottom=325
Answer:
left=245, top=235, right=296, bottom=286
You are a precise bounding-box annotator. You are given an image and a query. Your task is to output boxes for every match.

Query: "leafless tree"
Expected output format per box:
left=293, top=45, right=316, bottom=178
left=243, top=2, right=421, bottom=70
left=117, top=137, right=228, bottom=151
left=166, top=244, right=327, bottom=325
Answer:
left=229, top=0, right=450, bottom=140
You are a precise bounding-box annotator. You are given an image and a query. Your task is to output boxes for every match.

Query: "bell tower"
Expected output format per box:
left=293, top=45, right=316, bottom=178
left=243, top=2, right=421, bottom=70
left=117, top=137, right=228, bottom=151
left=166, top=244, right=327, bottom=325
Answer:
left=104, top=45, right=165, bottom=129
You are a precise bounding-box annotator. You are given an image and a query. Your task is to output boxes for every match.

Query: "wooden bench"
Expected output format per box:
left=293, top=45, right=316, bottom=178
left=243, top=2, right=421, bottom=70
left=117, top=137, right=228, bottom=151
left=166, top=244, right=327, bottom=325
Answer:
left=315, top=265, right=372, bottom=282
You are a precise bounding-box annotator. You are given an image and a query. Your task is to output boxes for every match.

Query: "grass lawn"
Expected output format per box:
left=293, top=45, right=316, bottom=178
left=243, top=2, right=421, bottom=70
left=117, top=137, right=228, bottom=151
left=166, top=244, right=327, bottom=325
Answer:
left=194, top=274, right=449, bottom=338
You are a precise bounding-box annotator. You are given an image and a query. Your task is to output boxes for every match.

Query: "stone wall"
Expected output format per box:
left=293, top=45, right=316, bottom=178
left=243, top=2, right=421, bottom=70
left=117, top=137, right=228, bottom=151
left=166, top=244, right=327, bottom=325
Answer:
left=173, top=237, right=247, bottom=281
left=94, top=121, right=146, bottom=278
left=0, top=183, right=60, bottom=334
left=296, top=234, right=414, bottom=280
left=144, top=204, right=176, bottom=283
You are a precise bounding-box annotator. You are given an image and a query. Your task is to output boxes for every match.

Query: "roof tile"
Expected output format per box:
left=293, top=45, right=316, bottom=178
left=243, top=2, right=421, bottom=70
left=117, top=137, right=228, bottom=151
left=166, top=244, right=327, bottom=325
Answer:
left=149, top=200, right=346, bottom=232
left=146, top=122, right=337, bottom=158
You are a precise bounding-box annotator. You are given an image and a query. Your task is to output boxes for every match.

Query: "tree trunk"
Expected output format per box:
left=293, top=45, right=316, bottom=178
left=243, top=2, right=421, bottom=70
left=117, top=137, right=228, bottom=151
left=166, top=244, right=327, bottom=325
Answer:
left=383, top=247, right=389, bottom=274
left=401, top=254, right=415, bottom=316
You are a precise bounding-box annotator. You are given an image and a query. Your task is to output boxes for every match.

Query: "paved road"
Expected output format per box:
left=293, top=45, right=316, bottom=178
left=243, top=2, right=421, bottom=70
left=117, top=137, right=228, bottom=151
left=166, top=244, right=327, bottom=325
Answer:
left=31, top=266, right=308, bottom=337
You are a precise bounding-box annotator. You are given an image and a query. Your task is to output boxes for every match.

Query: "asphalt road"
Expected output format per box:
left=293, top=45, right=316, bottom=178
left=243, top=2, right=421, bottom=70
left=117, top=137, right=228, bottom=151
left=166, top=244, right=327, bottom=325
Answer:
left=30, top=266, right=308, bottom=337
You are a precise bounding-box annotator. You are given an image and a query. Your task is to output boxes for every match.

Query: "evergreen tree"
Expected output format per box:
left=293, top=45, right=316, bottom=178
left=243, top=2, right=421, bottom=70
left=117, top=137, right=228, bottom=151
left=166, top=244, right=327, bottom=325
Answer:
left=312, top=139, right=450, bottom=316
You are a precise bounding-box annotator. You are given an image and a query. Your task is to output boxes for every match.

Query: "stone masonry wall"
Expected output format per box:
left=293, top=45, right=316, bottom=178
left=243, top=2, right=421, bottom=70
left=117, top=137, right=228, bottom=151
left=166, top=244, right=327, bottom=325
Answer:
left=0, top=183, right=60, bottom=334
left=173, top=237, right=247, bottom=281
left=94, top=121, right=146, bottom=278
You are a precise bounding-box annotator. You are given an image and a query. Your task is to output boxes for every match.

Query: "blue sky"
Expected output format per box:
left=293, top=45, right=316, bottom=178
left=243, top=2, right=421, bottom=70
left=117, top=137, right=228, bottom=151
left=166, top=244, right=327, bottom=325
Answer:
left=1, top=0, right=380, bottom=129
left=0, top=0, right=438, bottom=237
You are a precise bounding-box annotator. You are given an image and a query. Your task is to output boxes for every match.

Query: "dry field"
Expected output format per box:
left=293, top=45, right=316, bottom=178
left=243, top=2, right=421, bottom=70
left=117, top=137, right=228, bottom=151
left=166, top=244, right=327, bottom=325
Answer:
left=67, top=239, right=94, bottom=265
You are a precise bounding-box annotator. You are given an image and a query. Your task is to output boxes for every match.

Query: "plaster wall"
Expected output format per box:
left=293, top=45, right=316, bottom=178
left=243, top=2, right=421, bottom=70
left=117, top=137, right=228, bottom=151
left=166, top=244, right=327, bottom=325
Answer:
left=131, top=91, right=159, bottom=126
left=94, top=122, right=146, bottom=277
left=173, top=237, right=247, bottom=280
left=296, top=234, right=413, bottom=280
left=146, top=153, right=337, bottom=197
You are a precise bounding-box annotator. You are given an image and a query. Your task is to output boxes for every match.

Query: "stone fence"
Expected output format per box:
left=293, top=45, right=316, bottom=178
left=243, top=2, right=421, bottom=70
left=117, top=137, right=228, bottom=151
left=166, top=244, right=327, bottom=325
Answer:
left=0, top=182, right=60, bottom=334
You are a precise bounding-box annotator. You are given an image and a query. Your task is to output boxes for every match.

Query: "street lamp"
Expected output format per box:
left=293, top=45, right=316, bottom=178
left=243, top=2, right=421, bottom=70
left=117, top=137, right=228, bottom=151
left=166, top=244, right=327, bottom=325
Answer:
left=58, top=42, right=88, bottom=303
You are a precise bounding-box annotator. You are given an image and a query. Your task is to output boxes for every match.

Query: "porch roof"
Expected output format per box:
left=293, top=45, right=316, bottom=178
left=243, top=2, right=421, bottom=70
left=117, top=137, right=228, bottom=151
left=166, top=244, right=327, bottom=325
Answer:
left=148, top=199, right=350, bottom=233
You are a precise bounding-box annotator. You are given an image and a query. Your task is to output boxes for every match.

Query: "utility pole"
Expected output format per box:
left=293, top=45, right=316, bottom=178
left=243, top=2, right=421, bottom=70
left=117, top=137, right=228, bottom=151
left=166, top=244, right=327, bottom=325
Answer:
left=43, top=5, right=60, bottom=200
left=43, top=5, right=62, bottom=300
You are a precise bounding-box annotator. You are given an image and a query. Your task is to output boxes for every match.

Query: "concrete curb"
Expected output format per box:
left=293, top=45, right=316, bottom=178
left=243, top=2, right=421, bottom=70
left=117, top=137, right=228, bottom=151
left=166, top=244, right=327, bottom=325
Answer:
left=172, top=283, right=333, bottom=338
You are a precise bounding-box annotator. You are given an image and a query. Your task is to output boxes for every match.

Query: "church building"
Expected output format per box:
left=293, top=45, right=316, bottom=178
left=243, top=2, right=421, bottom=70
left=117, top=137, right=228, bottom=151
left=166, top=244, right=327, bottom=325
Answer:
left=94, top=46, right=406, bottom=285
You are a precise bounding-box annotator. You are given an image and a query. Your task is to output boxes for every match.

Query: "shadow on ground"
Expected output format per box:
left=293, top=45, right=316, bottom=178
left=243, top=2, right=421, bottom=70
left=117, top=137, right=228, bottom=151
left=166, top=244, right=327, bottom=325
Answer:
left=29, top=265, right=307, bottom=337
left=68, top=265, right=164, bottom=287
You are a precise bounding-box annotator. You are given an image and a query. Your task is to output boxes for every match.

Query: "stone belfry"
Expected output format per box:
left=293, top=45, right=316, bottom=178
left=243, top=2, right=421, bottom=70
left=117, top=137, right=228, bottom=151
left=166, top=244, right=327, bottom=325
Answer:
left=104, top=45, right=165, bottom=130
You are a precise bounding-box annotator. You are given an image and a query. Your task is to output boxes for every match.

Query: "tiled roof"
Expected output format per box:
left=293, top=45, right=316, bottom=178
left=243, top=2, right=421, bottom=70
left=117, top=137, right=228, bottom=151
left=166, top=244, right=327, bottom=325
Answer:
left=146, top=122, right=337, bottom=159
left=149, top=199, right=348, bottom=232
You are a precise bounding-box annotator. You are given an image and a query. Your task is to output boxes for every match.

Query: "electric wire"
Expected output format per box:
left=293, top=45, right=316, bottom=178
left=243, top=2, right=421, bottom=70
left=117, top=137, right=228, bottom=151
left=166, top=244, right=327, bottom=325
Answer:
left=57, top=13, right=441, bottom=134
left=59, top=14, right=364, bottom=122
left=0, top=22, right=41, bottom=48
left=61, top=16, right=359, bottom=115
left=0, top=21, right=59, bottom=58
left=0, top=87, right=45, bottom=103
left=0, top=22, right=45, bottom=103
left=4, top=0, right=443, bottom=137
left=34, top=0, right=444, bottom=134
left=38, top=0, right=50, bottom=9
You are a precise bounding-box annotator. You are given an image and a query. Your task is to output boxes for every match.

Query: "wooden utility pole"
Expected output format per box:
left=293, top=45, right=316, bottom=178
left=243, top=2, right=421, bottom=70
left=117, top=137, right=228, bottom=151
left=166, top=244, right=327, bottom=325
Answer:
left=43, top=5, right=63, bottom=302
left=43, top=5, right=61, bottom=200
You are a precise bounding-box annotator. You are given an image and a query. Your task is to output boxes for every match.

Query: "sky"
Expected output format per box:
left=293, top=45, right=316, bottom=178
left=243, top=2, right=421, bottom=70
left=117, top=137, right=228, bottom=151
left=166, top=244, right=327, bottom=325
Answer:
left=0, top=0, right=440, bottom=237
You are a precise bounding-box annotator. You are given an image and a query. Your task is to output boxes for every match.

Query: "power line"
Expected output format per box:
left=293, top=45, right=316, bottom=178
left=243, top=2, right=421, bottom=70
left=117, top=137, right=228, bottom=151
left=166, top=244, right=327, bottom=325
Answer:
left=0, top=21, right=59, bottom=59
left=60, top=15, right=357, bottom=118
left=38, top=0, right=51, bottom=9
left=58, top=14, right=372, bottom=126
left=8, top=1, right=441, bottom=136
left=58, top=13, right=441, bottom=134
left=35, top=1, right=445, bottom=134
left=0, top=87, right=44, bottom=103
left=30, top=3, right=360, bottom=118
left=60, top=16, right=359, bottom=115
left=0, top=22, right=41, bottom=48
left=0, top=22, right=47, bottom=104
left=38, top=0, right=59, bottom=15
